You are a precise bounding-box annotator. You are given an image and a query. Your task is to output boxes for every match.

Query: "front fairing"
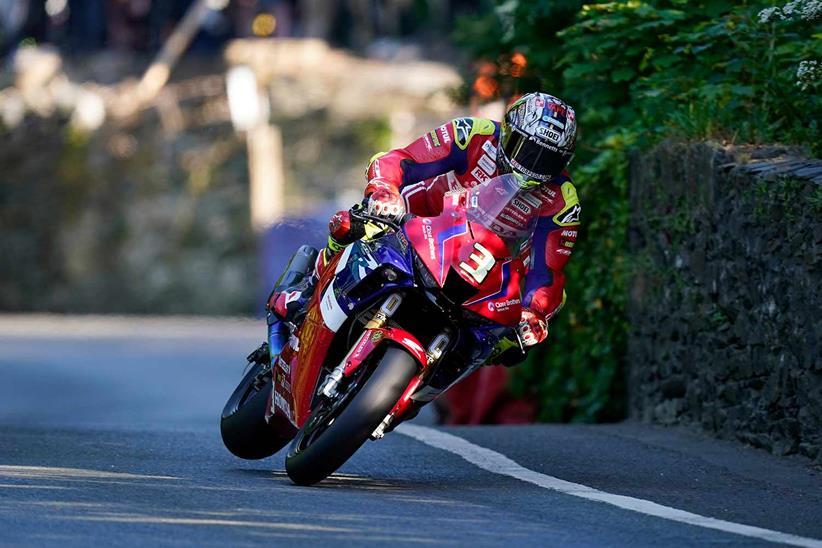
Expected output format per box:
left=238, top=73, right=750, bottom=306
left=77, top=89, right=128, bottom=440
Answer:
left=403, top=192, right=528, bottom=327
left=331, top=232, right=416, bottom=315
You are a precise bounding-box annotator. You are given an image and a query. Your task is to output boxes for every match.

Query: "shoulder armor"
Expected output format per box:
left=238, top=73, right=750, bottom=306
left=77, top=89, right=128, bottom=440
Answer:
left=452, top=117, right=497, bottom=150
left=552, top=181, right=581, bottom=226
left=366, top=151, right=387, bottom=176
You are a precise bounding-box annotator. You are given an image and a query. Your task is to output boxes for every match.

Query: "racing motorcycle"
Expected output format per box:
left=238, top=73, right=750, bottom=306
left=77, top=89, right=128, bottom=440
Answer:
left=220, top=174, right=537, bottom=485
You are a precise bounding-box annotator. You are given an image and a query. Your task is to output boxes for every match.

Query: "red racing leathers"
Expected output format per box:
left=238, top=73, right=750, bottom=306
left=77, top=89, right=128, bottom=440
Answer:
left=363, top=117, right=581, bottom=331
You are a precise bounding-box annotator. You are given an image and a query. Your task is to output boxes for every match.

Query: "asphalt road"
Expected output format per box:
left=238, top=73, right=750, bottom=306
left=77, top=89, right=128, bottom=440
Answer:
left=1, top=315, right=821, bottom=547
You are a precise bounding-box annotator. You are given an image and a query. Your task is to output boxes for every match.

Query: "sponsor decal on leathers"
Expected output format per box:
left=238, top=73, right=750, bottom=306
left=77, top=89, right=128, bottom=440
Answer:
left=471, top=167, right=490, bottom=184
left=439, top=125, right=451, bottom=144
left=478, top=154, right=496, bottom=175
left=482, top=140, right=497, bottom=157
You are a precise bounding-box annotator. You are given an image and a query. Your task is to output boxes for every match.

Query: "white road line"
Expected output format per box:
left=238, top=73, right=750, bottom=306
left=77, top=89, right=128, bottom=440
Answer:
left=398, top=425, right=822, bottom=548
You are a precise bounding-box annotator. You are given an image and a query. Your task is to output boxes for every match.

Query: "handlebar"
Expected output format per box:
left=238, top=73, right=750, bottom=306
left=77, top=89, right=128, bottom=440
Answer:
left=348, top=208, right=402, bottom=232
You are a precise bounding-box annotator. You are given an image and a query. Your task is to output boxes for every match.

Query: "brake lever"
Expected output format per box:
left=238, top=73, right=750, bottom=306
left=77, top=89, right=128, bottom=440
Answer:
left=514, top=331, right=526, bottom=355
left=503, top=327, right=526, bottom=356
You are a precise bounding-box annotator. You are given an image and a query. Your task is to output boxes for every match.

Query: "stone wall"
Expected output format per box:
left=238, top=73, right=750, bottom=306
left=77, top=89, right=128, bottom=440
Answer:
left=628, top=142, right=821, bottom=463
left=0, top=102, right=256, bottom=315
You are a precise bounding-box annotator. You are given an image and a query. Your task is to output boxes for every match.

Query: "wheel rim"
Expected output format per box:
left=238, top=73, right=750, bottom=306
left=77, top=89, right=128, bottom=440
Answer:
left=293, top=364, right=371, bottom=453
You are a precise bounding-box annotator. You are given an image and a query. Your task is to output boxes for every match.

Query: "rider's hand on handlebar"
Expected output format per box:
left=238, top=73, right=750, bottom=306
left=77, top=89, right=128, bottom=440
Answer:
left=518, top=308, right=548, bottom=347
left=366, top=187, right=405, bottom=222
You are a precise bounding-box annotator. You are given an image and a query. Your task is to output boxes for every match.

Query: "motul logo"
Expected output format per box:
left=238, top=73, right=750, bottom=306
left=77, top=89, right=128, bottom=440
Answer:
left=439, top=125, right=451, bottom=144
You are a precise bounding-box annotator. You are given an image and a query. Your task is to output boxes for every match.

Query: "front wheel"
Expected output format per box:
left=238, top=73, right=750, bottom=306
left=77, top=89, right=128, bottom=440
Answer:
left=285, top=347, right=418, bottom=485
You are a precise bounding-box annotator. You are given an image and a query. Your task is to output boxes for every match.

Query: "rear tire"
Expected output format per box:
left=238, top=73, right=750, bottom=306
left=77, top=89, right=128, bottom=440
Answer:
left=220, top=362, right=291, bottom=460
left=285, top=347, right=417, bottom=485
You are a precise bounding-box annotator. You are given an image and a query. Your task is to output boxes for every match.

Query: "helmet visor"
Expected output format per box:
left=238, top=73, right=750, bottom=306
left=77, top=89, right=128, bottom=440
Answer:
left=500, top=129, right=570, bottom=181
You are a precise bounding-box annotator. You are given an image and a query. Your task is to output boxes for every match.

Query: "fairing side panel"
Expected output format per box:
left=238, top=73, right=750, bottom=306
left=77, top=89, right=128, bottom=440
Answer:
left=461, top=223, right=527, bottom=326
left=405, top=198, right=526, bottom=327
left=272, top=251, right=345, bottom=428
left=331, top=236, right=415, bottom=316
left=404, top=214, right=468, bottom=287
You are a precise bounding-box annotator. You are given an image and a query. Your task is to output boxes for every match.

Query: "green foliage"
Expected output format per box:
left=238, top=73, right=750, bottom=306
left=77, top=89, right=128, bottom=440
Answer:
left=457, top=0, right=820, bottom=422
left=351, top=118, right=392, bottom=154
left=752, top=176, right=822, bottom=224
left=455, top=0, right=583, bottom=97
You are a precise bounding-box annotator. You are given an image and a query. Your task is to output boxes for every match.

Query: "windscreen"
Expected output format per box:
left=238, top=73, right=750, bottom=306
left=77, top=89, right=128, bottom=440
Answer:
left=464, top=174, right=541, bottom=254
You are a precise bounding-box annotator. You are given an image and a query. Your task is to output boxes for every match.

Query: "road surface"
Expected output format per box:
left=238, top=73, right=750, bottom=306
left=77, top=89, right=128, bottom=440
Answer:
left=1, top=315, right=821, bottom=547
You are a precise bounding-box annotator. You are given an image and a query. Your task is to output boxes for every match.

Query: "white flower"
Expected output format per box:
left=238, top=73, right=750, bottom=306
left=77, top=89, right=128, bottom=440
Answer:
left=758, top=6, right=782, bottom=22
left=799, top=0, right=822, bottom=20
left=760, top=0, right=821, bottom=22
left=782, top=0, right=799, bottom=17
left=495, top=0, right=518, bottom=43
left=796, top=59, right=820, bottom=91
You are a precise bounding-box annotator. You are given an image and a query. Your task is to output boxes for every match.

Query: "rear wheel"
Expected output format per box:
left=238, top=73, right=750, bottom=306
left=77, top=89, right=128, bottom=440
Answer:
left=220, top=359, right=292, bottom=460
left=285, top=347, right=418, bottom=485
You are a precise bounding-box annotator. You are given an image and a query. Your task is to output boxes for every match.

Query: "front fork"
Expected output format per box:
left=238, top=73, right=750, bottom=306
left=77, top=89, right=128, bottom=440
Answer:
left=318, top=293, right=404, bottom=399
left=317, top=292, right=452, bottom=439
left=371, top=331, right=451, bottom=439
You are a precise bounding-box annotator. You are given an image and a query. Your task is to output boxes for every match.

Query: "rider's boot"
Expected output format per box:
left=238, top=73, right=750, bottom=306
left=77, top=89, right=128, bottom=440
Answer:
left=269, top=272, right=317, bottom=325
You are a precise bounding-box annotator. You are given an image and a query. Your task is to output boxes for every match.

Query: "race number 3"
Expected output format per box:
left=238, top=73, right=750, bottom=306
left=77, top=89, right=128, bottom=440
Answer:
left=460, top=242, right=495, bottom=284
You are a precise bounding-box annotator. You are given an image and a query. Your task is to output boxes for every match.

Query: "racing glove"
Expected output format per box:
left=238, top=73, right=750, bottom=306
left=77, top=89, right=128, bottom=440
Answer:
left=364, top=180, right=405, bottom=222
left=518, top=307, right=548, bottom=347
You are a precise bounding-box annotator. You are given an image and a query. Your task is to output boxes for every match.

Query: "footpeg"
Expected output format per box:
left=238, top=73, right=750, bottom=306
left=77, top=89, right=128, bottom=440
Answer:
left=371, top=414, right=393, bottom=440
left=246, top=342, right=270, bottom=365
left=319, top=368, right=344, bottom=398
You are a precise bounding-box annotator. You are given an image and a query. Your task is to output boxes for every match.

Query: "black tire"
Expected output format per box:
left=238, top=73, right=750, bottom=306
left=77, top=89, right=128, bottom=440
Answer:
left=220, top=361, right=292, bottom=460
left=285, top=347, right=418, bottom=485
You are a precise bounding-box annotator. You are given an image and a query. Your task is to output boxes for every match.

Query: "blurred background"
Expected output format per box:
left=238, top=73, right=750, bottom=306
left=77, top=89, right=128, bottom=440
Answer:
left=0, top=0, right=482, bottom=317
left=0, top=1, right=819, bottom=447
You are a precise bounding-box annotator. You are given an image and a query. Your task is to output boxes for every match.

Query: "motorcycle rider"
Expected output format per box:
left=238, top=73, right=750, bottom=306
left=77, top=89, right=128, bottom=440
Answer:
left=271, top=92, right=580, bottom=354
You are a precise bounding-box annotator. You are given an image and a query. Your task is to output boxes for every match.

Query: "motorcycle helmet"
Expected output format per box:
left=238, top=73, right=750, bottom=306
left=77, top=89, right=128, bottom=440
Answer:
left=497, top=92, right=577, bottom=189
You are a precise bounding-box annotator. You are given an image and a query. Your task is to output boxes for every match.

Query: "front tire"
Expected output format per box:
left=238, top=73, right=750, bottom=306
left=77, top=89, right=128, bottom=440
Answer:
left=285, top=347, right=418, bottom=485
left=220, top=361, right=292, bottom=460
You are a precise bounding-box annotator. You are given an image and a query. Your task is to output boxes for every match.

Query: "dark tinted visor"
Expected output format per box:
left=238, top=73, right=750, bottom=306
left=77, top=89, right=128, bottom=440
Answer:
left=501, top=130, right=568, bottom=181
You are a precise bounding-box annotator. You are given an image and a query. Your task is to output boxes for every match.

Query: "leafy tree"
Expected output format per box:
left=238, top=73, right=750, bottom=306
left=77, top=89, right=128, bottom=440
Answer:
left=457, top=0, right=820, bottom=422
